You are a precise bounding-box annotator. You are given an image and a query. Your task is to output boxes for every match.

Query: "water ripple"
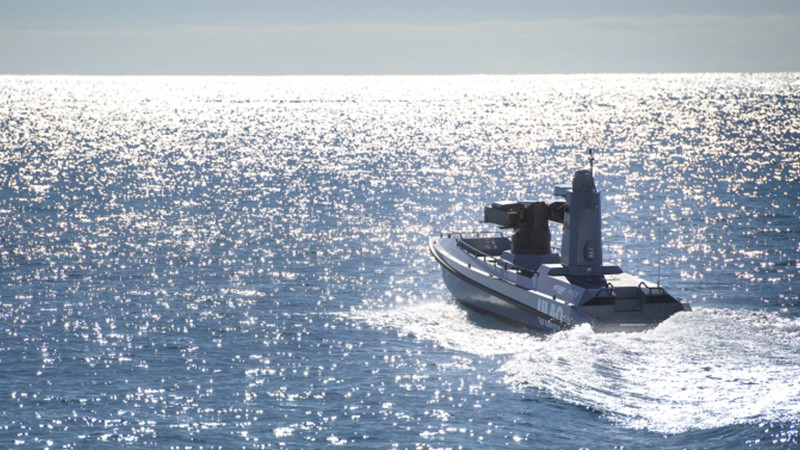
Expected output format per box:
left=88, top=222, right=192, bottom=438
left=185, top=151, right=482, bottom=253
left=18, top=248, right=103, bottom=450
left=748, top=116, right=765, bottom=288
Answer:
left=1, top=74, right=798, bottom=447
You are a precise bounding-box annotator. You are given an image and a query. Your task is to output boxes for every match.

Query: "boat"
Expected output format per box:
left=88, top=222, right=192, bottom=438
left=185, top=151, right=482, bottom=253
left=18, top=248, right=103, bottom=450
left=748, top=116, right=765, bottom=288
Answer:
left=429, top=161, right=691, bottom=332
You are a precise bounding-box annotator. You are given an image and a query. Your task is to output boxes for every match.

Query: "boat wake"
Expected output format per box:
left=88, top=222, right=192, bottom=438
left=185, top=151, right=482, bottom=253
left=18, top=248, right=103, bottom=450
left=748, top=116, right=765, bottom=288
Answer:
left=503, top=307, right=800, bottom=433
left=355, top=302, right=800, bottom=434
left=351, top=300, right=529, bottom=358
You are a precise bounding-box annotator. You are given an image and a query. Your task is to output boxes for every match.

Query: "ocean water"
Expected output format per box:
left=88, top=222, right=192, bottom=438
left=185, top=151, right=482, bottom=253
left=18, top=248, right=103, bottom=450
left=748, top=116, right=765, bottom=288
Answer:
left=0, top=74, right=798, bottom=448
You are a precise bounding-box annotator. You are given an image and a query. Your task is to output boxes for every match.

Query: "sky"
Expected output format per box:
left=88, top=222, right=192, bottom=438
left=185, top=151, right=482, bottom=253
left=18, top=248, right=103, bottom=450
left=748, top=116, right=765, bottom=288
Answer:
left=1, top=0, right=800, bottom=75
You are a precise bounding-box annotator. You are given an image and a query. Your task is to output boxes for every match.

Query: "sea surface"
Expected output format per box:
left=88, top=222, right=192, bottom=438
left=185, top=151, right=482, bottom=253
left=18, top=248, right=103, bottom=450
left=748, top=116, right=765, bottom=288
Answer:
left=1, top=74, right=799, bottom=448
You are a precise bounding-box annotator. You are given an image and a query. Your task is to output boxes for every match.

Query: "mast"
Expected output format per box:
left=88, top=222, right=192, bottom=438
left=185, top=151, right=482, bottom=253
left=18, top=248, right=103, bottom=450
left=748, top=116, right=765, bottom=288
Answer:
left=553, top=150, right=603, bottom=276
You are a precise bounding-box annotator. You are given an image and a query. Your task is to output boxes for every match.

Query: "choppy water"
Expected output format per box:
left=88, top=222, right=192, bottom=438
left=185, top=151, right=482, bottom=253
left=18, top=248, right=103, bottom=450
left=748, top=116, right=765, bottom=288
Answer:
left=1, top=74, right=799, bottom=448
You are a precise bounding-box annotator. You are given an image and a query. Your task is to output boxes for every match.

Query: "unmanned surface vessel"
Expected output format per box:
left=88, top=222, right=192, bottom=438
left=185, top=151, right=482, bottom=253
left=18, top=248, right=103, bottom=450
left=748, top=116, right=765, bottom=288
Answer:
left=429, top=163, right=691, bottom=332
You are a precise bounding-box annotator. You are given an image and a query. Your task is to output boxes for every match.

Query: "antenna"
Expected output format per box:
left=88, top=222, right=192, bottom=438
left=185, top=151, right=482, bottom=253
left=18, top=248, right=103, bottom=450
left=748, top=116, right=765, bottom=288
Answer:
left=657, top=220, right=662, bottom=287
left=588, top=148, right=595, bottom=175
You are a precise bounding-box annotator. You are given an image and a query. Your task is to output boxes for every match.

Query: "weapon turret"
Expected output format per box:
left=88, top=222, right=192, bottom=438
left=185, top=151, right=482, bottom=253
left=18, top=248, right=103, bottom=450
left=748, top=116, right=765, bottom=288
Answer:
left=483, top=169, right=607, bottom=278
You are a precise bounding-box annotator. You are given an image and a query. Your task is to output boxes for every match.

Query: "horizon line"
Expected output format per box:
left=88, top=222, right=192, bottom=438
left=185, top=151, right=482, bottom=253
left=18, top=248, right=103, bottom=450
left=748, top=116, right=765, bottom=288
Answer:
left=2, top=71, right=798, bottom=77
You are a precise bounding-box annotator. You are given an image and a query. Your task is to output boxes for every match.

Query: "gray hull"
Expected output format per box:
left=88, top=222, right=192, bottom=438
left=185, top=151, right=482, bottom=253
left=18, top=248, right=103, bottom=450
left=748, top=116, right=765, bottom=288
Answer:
left=430, top=235, right=690, bottom=332
left=439, top=260, right=570, bottom=331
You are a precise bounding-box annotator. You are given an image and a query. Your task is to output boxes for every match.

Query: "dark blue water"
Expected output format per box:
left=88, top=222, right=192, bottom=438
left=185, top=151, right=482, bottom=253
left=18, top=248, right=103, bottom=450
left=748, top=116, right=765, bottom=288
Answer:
left=1, top=74, right=799, bottom=448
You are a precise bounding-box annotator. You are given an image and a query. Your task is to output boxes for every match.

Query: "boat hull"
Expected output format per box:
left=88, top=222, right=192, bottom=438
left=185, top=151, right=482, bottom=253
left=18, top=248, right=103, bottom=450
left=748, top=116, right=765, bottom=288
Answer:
left=430, top=235, right=689, bottom=332
left=439, top=263, right=572, bottom=331
left=430, top=236, right=591, bottom=331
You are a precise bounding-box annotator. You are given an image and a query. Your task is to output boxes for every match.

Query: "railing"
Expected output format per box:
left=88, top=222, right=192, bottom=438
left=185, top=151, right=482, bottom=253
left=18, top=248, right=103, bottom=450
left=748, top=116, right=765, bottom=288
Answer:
left=439, top=231, right=539, bottom=279
left=438, top=230, right=505, bottom=240
left=598, top=282, right=616, bottom=297
left=638, top=281, right=667, bottom=296
left=598, top=281, right=668, bottom=298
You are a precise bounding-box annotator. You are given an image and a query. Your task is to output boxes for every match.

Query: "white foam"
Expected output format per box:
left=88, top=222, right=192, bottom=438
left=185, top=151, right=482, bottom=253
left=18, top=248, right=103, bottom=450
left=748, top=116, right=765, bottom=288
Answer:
left=350, top=300, right=533, bottom=358
left=356, top=302, right=800, bottom=434
left=501, top=308, right=800, bottom=433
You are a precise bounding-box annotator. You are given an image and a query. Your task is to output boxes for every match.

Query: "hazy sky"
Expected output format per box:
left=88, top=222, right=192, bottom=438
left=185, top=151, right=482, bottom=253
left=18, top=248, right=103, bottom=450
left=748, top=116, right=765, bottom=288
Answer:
left=2, top=0, right=799, bottom=75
